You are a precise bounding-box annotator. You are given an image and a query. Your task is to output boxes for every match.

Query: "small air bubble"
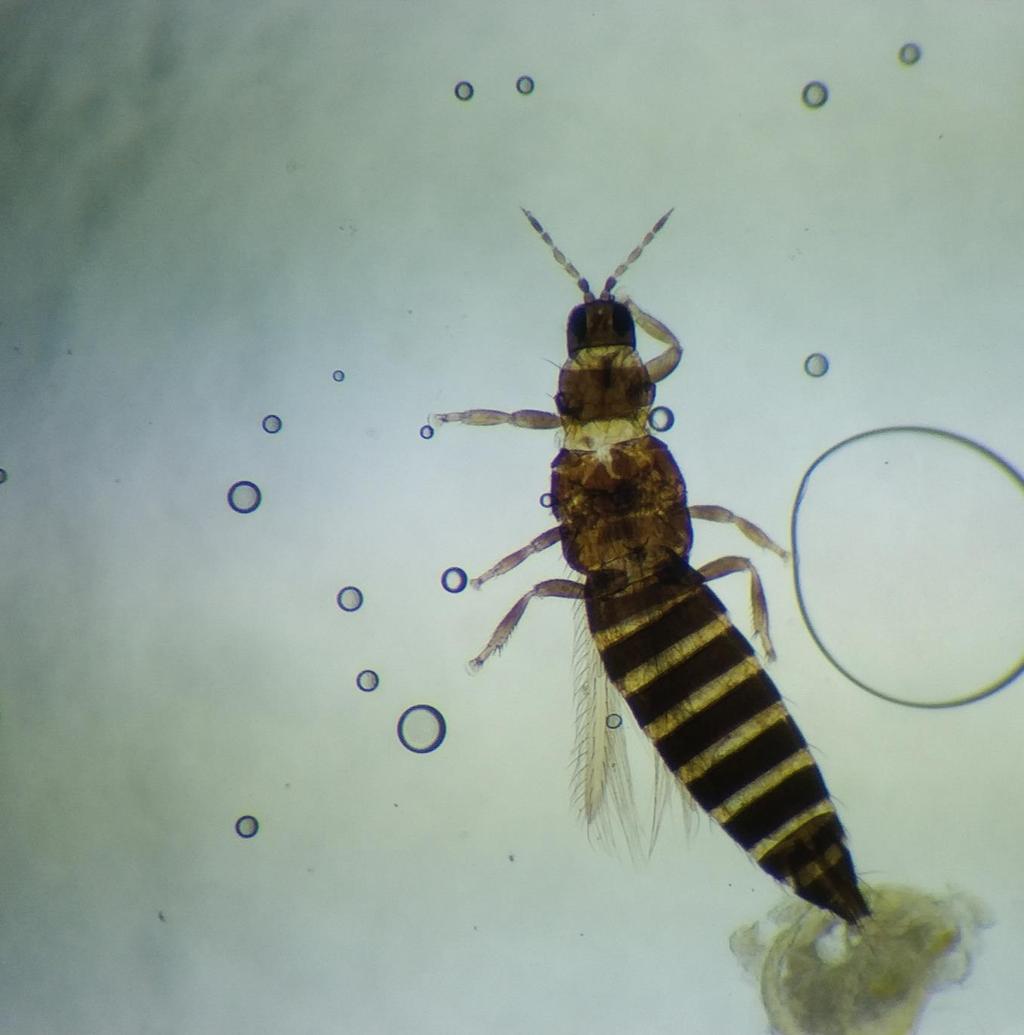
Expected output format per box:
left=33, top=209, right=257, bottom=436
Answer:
left=419, top=424, right=435, bottom=440
left=539, top=492, right=553, bottom=508
left=397, top=704, right=447, bottom=754
left=804, top=353, right=830, bottom=377
left=441, top=566, right=468, bottom=593
left=802, top=81, right=829, bottom=109
left=606, top=713, right=623, bottom=729
left=332, top=369, right=346, bottom=383
left=227, top=480, right=261, bottom=514
left=235, top=815, right=259, bottom=838
left=648, top=406, right=675, bottom=432
left=899, top=42, right=922, bottom=65
left=454, top=80, right=474, bottom=102
left=262, top=414, right=282, bottom=434
left=516, top=75, right=535, bottom=95
left=336, top=586, right=364, bottom=612
left=356, top=669, right=379, bottom=692
left=0, top=468, right=7, bottom=484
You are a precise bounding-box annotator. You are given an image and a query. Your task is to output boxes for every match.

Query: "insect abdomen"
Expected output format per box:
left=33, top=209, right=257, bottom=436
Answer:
left=587, top=560, right=868, bottom=923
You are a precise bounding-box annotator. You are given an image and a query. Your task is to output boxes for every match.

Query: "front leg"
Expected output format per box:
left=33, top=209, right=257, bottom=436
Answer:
left=432, top=408, right=560, bottom=429
left=623, top=298, right=682, bottom=383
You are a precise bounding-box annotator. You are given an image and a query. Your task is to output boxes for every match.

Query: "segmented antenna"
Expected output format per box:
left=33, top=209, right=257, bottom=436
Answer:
left=600, top=208, right=674, bottom=299
left=521, top=208, right=675, bottom=302
left=521, top=208, right=595, bottom=301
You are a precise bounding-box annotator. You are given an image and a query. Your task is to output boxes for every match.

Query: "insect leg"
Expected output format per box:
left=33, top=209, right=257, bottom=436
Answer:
left=471, top=527, right=562, bottom=589
left=432, top=408, right=560, bottom=429
left=696, top=555, right=778, bottom=662
left=470, top=578, right=584, bottom=670
left=623, top=298, right=682, bottom=383
left=689, top=504, right=789, bottom=559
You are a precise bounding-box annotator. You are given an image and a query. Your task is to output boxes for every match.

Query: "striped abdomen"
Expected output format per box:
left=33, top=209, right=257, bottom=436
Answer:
left=587, top=559, right=868, bottom=922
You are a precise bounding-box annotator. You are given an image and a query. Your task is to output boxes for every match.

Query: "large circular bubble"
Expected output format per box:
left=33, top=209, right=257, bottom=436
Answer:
left=792, top=426, right=1024, bottom=708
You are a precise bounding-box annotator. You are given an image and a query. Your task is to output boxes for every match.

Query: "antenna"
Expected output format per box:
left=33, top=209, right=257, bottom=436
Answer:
left=599, top=208, right=674, bottom=299
left=521, top=209, right=595, bottom=301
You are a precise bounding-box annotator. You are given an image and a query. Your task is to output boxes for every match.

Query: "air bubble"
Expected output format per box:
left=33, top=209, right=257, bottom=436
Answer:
left=0, top=468, right=6, bottom=484
left=539, top=492, right=553, bottom=508
left=803, top=353, right=829, bottom=378
left=648, top=406, right=675, bottom=432
left=336, top=586, right=364, bottom=612
left=419, top=424, right=435, bottom=440
left=606, top=713, right=623, bottom=729
left=516, top=75, right=535, bottom=95
left=801, top=81, right=828, bottom=109
left=235, top=815, right=259, bottom=838
left=441, top=566, right=468, bottom=593
left=792, top=426, right=1024, bottom=707
left=356, top=669, right=379, bottom=692
left=227, top=480, right=261, bottom=514
left=332, top=369, right=346, bottom=383
left=262, top=414, right=282, bottom=434
left=454, top=80, right=474, bottom=102
left=397, top=704, right=447, bottom=754
left=898, top=42, right=922, bottom=65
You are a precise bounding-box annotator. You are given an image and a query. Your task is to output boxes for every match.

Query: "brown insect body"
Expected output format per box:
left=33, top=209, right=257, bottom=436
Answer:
left=436, top=212, right=868, bottom=923
left=554, top=298, right=866, bottom=923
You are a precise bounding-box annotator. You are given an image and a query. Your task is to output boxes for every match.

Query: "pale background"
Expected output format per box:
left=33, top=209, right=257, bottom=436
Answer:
left=1, top=2, right=1022, bottom=1032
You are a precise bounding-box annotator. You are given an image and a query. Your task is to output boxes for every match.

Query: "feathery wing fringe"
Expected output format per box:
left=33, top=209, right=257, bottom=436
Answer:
left=570, top=600, right=694, bottom=860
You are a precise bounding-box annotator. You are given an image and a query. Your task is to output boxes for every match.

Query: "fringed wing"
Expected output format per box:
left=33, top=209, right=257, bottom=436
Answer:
left=570, top=600, right=694, bottom=859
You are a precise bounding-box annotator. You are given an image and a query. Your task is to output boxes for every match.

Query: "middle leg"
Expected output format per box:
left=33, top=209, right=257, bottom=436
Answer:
left=690, top=504, right=789, bottom=560
left=471, top=526, right=562, bottom=589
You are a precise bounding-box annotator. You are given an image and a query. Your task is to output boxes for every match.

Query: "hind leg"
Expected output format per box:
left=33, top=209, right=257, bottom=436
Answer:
left=697, top=555, right=777, bottom=661
left=470, top=578, right=585, bottom=670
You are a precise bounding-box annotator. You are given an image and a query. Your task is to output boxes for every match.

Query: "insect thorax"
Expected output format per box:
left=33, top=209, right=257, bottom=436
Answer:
left=551, top=436, right=692, bottom=582
left=556, top=346, right=654, bottom=451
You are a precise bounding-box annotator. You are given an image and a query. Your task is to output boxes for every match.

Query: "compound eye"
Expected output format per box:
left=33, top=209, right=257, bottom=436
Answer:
left=612, top=302, right=633, bottom=336
left=567, top=306, right=589, bottom=349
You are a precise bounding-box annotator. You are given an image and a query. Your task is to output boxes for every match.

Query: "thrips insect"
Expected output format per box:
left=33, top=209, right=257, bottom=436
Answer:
left=434, top=211, right=867, bottom=922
